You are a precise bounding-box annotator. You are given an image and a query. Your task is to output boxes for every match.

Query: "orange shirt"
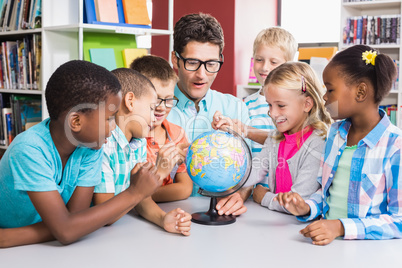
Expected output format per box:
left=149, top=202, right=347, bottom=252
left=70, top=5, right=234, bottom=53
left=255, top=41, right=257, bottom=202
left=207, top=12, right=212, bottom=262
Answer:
left=146, top=119, right=188, bottom=186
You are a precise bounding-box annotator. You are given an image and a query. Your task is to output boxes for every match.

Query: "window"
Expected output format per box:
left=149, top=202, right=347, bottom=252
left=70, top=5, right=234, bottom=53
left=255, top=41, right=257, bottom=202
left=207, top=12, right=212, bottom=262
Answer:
left=280, top=0, right=341, bottom=44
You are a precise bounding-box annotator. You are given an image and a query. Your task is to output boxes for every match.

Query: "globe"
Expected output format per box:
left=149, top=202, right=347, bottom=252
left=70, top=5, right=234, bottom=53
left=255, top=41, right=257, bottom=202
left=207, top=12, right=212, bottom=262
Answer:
left=186, top=129, right=252, bottom=225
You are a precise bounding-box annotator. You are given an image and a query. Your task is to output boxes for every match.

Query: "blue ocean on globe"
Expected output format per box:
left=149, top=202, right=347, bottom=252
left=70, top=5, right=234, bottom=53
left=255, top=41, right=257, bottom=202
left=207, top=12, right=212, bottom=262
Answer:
left=186, top=130, right=248, bottom=193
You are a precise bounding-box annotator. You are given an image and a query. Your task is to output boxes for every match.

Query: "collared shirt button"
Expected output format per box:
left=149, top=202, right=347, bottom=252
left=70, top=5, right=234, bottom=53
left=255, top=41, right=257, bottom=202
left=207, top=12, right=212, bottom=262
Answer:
left=329, top=173, right=333, bottom=178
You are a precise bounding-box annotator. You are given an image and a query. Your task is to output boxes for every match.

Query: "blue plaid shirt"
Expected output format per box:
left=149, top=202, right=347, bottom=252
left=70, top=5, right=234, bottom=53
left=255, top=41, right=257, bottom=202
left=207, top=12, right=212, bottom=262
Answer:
left=298, top=109, right=402, bottom=240
left=94, top=125, right=147, bottom=195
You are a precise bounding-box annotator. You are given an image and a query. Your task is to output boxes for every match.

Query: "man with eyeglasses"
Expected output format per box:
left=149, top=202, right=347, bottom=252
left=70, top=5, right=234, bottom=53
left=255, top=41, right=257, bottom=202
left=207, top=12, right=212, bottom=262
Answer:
left=167, top=13, right=251, bottom=217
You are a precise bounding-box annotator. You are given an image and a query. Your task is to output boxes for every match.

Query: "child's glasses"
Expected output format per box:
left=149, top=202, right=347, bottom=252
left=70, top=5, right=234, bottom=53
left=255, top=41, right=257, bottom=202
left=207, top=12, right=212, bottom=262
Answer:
left=155, top=98, right=179, bottom=108
left=175, top=51, right=224, bottom=73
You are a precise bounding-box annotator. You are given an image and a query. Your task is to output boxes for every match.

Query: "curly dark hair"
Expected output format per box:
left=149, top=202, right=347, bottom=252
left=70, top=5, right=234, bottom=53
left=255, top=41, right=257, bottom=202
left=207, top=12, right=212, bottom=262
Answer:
left=45, top=60, right=121, bottom=120
left=130, top=55, right=177, bottom=83
left=111, top=68, right=155, bottom=98
left=173, top=13, right=224, bottom=55
left=328, top=44, right=397, bottom=104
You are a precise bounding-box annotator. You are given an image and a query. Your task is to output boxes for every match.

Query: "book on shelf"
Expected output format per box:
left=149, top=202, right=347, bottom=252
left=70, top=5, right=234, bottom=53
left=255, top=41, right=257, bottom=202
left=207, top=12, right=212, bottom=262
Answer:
left=94, top=0, right=119, bottom=23
left=0, top=0, right=40, bottom=31
left=0, top=93, right=4, bottom=145
left=0, top=34, right=40, bottom=90
left=89, top=48, right=117, bottom=71
left=122, top=0, right=151, bottom=26
left=380, top=104, right=397, bottom=126
left=84, top=0, right=151, bottom=29
left=122, top=48, right=147, bottom=68
left=393, top=59, right=400, bottom=91
left=0, top=93, right=41, bottom=145
left=1, top=107, right=12, bottom=145
left=343, top=15, right=401, bottom=46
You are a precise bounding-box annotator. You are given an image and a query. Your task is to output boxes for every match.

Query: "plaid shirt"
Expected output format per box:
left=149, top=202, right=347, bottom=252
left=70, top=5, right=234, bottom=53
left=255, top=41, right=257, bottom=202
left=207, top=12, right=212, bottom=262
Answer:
left=298, top=109, right=402, bottom=240
left=94, top=125, right=147, bottom=195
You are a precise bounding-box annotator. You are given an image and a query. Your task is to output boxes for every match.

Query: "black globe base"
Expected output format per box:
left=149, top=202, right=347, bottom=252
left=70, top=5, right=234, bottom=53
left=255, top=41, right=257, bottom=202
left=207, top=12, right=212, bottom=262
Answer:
left=191, top=197, right=236, bottom=225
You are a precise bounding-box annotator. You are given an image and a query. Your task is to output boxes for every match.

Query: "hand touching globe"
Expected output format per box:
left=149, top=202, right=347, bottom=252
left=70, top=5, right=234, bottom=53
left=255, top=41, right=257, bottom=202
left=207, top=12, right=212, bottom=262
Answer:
left=186, top=129, right=252, bottom=225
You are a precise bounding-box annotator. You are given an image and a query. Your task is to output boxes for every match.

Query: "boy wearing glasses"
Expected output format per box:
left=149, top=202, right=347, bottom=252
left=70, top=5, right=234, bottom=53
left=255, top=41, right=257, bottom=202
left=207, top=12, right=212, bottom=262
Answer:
left=131, top=55, right=193, bottom=202
left=167, top=13, right=251, bottom=216
left=93, top=68, right=192, bottom=236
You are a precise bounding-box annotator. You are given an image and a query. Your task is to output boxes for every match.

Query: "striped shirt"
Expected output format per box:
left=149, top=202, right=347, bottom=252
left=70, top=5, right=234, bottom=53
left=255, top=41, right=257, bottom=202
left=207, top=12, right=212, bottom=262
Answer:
left=244, top=89, right=275, bottom=187
left=94, top=125, right=147, bottom=195
left=244, top=89, right=275, bottom=156
left=298, top=109, right=402, bottom=240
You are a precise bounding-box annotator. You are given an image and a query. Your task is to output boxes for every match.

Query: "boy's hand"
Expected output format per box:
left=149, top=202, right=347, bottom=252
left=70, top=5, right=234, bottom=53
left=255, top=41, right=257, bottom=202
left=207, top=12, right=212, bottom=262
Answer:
left=300, top=219, right=345, bottom=246
left=212, top=111, right=248, bottom=138
left=253, top=185, right=270, bottom=204
left=274, top=192, right=310, bottom=216
left=129, top=162, right=161, bottom=200
left=156, top=142, right=182, bottom=178
left=162, top=208, right=191, bottom=236
left=216, top=192, right=247, bottom=216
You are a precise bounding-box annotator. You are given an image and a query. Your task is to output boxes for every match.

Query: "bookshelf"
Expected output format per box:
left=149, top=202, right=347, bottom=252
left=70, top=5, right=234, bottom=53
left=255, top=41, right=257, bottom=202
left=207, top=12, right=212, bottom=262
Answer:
left=0, top=0, right=174, bottom=150
left=340, top=0, right=402, bottom=127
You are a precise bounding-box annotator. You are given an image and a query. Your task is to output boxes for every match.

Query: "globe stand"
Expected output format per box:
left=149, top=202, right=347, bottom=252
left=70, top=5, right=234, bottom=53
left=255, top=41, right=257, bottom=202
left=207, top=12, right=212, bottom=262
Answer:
left=191, top=197, right=236, bottom=225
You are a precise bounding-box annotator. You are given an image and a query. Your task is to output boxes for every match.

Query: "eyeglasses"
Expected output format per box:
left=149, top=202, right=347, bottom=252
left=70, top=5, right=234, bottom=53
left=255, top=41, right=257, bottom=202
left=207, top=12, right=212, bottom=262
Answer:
left=175, top=51, right=224, bottom=73
left=155, top=97, right=179, bottom=108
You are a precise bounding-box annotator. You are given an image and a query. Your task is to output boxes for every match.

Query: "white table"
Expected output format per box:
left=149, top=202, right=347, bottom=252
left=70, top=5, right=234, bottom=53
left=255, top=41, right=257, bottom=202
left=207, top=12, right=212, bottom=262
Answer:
left=1, top=197, right=401, bottom=268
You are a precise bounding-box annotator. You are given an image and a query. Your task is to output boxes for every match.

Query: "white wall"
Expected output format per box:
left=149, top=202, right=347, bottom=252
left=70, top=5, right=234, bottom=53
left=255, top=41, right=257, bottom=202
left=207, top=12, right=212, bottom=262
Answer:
left=235, top=0, right=277, bottom=86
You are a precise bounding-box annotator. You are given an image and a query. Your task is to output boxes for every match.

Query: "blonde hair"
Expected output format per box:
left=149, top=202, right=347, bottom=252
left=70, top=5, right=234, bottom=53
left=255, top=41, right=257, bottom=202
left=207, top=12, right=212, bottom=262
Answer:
left=264, top=62, right=332, bottom=143
left=253, top=27, right=298, bottom=62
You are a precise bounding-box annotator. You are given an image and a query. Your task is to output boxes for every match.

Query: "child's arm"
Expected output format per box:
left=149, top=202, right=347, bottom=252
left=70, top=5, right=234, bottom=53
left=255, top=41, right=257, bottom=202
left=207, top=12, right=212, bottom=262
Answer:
left=334, top=152, right=402, bottom=241
left=259, top=136, right=324, bottom=213
left=276, top=192, right=344, bottom=245
left=134, top=197, right=191, bottom=236
left=151, top=172, right=193, bottom=202
left=215, top=186, right=253, bottom=216
left=275, top=192, right=311, bottom=216
left=26, top=162, right=161, bottom=245
left=299, top=220, right=345, bottom=246
left=0, top=185, right=102, bottom=248
left=212, top=111, right=269, bottom=144
left=92, top=163, right=145, bottom=225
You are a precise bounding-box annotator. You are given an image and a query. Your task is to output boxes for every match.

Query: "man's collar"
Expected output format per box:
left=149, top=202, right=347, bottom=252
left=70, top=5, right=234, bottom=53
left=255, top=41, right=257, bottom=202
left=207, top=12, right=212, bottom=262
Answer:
left=174, top=84, right=210, bottom=112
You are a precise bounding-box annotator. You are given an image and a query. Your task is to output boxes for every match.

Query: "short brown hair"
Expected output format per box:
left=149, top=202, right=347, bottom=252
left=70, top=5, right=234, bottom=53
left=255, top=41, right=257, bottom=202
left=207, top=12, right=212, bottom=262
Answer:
left=173, top=13, right=224, bottom=55
left=130, top=55, right=178, bottom=83
left=111, top=68, right=155, bottom=98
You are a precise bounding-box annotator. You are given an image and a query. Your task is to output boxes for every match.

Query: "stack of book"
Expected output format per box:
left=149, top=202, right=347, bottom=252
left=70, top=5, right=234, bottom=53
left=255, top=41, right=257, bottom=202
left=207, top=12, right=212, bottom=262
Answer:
left=343, top=15, right=401, bottom=45
left=0, top=34, right=41, bottom=90
left=0, top=0, right=42, bottom=32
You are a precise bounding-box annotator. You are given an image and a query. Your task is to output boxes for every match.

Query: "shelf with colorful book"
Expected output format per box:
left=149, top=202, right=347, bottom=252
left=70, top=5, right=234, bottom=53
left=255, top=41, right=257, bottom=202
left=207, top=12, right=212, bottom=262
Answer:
left=340, top=0, right=402, bottom=127
left=0, top=0, right=173, bottom=150
left=0, top=0, right=43, bottom=149
left=41, top=0, right=173, bottom=108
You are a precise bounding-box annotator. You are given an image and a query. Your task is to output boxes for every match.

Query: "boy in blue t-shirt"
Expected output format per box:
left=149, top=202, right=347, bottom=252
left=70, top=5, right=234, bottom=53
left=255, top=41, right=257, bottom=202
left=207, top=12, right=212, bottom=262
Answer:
left=0, top=60, right=162, bottom=248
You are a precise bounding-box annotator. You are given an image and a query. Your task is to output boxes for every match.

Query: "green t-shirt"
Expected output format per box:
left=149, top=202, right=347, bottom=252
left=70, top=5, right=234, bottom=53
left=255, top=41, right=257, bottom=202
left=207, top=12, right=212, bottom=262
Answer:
left=326, top=145, right=357, bottom=220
